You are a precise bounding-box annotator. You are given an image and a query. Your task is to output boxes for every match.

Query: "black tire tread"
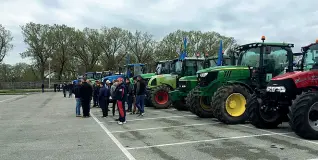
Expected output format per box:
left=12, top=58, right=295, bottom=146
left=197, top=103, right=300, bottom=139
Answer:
left=212, top=84, right=251, bottom=124
left=186, top=86, right=214, bottom=118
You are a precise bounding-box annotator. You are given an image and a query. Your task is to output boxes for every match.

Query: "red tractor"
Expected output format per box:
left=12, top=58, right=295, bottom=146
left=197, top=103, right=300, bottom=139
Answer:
left=246, top=40, right=318, bottom=140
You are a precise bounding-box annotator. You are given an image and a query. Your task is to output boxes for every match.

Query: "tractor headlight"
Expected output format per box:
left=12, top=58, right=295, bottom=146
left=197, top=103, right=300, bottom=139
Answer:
left=266, top=86, right=286, bottom=93
left=200, top=73, right=208, bottom=77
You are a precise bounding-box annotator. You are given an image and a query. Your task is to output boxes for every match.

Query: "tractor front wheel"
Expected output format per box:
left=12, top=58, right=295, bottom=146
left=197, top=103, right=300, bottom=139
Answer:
left=289, top=92, right=318, bottom=140
left=172, top=100, right=187, bottom=111
left=151, top=85, right=171, bottom=109
left=212, top=84, right=250, bottom=124
left=247, top=94, right=283, bottom=128
left=186, top=86, right=214, bottom=118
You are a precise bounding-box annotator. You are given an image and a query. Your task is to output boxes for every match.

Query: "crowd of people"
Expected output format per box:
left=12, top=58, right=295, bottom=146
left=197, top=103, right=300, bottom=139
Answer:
left=68, top=75, right=146, bottom=125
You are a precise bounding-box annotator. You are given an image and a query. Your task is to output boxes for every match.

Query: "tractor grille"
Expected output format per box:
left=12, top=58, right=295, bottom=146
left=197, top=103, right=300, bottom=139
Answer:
left=198, top=72, right=218, bottom=87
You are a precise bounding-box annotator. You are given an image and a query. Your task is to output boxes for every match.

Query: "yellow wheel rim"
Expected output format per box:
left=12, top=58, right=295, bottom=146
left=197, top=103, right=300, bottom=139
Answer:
left=200, top=96, right=212, bottom=111
left=225, top=93, right=246, bottom=117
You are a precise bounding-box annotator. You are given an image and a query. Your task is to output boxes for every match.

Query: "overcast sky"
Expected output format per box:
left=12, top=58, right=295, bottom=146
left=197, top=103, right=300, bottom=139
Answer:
left=1, top=0, right=317, bottom=65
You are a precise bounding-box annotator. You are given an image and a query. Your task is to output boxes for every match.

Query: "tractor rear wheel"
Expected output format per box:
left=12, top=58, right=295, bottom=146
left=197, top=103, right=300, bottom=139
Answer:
left=145, top=89, right=153, bottom=107
left=212, top=84, right=250, bottom=124
left=247, top=94, right=283, bottom=128
left=186, top=86, right=214, bottom=118
left=289, top=92, right=318, bottom=140
left=151, top=85, right=171, bottom=109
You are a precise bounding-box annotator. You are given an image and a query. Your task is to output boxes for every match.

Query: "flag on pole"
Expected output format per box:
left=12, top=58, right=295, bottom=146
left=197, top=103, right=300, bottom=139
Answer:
left=217, top=40, right=223, bottom=66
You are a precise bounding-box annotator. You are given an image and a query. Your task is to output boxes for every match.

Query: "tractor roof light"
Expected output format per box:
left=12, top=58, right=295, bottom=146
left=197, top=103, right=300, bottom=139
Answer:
left=261, top=36, right=266, bottom=41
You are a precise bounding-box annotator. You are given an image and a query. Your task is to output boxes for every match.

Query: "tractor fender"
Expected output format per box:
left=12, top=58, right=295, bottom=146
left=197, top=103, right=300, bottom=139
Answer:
left=159, top=83, right=174, bottom=90
left=225, top=81, right=254, bottom=93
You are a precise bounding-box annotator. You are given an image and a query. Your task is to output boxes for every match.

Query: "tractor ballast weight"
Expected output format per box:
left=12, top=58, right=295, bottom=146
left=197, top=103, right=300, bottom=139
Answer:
left=147, top=57, right=205, bottom=109
left=188, top=36, right=295, bottom=124
left=246, top=40, right=318, bottom=140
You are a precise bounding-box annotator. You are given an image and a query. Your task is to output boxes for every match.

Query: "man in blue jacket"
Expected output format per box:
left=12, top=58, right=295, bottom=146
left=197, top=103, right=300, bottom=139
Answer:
left=99, top=82, right=110, bottom=117
left=136, top=75, right=146, bottom=116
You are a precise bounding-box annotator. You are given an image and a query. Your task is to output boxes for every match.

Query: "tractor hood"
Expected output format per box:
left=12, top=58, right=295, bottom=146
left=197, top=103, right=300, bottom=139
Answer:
left=179, top=75, right=197, bottom=81
left=147, top=74, right=178, bottom=89
left=197, top=66, right=249, bottom=74
left=272, top=70, right=318, bottom=81
left=140, top=73, right=156, bottom=79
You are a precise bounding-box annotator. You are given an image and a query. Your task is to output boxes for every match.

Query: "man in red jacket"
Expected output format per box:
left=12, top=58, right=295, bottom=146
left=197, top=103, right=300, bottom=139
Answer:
left=113, top=77, right=127, bottom=124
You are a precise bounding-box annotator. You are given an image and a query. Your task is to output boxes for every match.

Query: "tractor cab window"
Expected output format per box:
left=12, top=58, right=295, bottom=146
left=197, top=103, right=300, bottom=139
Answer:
left=209, top=58, right=218, bottom=67
left=239, top=48, right=260, bottom=67
left=209, top=57, right=231, bottom=67
left=171, top=60, right=183, bottom=74
left=85, top=73, right=94, bottom=79
left=304, top=44, right=318, bottom=69
left=184, top=60, right=204, bottom=76
left=156, top=62, right=170, bottom=74
left=134, top=65, right=144, bottom=75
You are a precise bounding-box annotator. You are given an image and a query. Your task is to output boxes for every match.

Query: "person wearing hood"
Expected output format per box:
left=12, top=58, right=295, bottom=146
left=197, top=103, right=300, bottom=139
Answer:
left=113, top=77, right=127, bottom=124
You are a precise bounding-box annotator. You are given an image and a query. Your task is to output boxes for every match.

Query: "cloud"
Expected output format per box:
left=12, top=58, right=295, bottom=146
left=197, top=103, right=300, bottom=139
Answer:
left=1, top=0, right=317, bottom=64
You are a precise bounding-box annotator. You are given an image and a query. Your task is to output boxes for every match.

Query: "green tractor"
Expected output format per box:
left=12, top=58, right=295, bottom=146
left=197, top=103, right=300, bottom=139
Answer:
left=169, top=54, right=235, bottom=111
left=147, top=57, right=205, bottom=109
left=187, top=36, right=295, bottom=124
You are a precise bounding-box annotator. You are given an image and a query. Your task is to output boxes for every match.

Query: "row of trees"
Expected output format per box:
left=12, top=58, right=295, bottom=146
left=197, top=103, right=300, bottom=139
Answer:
left=0, top=23, right=236, bottom=82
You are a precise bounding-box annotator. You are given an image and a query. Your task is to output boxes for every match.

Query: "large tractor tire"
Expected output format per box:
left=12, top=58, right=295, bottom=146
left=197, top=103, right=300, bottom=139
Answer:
left=247, top=94, right=283, bottom=128
left=145, top=89, right=153, bottom=107
left=186, top=86, right=214, bottom=118
left=212, top=84, right=250, bottom=124
left=288, top=92, right=318, bottom=140
left=151, top=85, right=171, bottom=109
left=172, top=100, right=187, bottom=111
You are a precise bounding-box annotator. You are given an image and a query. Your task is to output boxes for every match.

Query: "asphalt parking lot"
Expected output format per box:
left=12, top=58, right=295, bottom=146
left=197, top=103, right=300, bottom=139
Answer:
left=1, top=93, right=318, bottom=160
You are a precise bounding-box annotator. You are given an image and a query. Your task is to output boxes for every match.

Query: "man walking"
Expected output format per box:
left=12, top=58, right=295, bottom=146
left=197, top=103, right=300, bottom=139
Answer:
left=136, top=75, right=146, bottom=116
left=99, top=82, right=110, bottom=118
left=74, top=81, right=82, bottom=117
left=113, top=77, right=127, bottom=124
left=125, top=78, right=133, bottom=113
left=79, top=78, right=93, bottom=118
left=63, top=82, right=68, bottom=97
left=41, top=83, right=44, bottom=93
left=93, top=81, right=100, bottom=107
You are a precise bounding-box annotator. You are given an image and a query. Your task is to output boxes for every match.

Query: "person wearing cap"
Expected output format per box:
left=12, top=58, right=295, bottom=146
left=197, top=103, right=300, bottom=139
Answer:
left=105, top=80, right=111, bottom=112
left=136, top=75, right=146, bottom=116
left=110, top=80, right=119, bottom=117
left=113, top=77, right=127, bottom=124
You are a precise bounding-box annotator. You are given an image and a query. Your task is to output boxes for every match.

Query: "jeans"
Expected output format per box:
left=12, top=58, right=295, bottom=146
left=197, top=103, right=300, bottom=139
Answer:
left=76, top=98, right=81, bottom=115
left=136, top=95, right=145, bottom=113
left=127, top=95, right=133, bottom=111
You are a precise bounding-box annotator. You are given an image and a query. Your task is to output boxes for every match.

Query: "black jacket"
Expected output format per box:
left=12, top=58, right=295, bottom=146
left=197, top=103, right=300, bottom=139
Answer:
left=93, top=85, right=100, bottom=96
left=125, top=83, right=134, bottom=96
left=79, top=82, right=93, bottom=101
left=114, top=83, right=127, bottom=101
left=73, top=85, right=81, bottom=98
left=136, top=80, right=146, bottom=95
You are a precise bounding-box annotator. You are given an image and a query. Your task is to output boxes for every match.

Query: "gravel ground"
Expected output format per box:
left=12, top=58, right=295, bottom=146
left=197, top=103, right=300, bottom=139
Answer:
left=1, top=93, right=318, bottom=160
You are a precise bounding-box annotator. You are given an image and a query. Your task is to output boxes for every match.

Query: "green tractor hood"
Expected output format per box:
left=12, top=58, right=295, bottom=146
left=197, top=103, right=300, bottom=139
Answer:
left=147, top=74, right=178, bottom=89
left=197, top=65, right=249, bottom=74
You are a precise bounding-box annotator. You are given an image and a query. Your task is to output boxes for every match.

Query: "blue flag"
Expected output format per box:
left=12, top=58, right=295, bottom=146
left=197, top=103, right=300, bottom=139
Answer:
left=217, top=40, right=223, bottom=66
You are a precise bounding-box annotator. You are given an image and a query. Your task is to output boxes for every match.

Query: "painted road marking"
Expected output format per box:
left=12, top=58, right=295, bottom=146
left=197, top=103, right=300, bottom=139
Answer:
left=126, top=132, right=293, bottom=150
left=91, top=112, right=136, bottom=160
left=108, top=115, right=196, bottom=122
left=110, top=122, right=221, bottom=133
left=0, top=95, right=24, bottom=103
left=240, top=125, right=318, bottom=145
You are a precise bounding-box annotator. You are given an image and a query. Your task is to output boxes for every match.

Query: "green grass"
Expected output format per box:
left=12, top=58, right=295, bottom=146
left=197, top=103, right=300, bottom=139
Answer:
left=0, top=89, right=54, bottom=95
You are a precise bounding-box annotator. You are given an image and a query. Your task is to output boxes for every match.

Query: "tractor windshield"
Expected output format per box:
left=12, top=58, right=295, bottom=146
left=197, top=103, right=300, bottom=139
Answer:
left=184, top=60, right=204, bottom=76
left=304, top=44, right=318, bottom=68
left=171, top=61, right=183, bottom=74
left=239, top=46, right=289, bottom=75
left=95, top=73, right=102, bottom=79
left=156, top=62, right=170, bottom=74
left=125, top=65, right=145, bottom=77
left=85, top=73, right=94, bottom=79
left=209, top=57, right=232, bottom=67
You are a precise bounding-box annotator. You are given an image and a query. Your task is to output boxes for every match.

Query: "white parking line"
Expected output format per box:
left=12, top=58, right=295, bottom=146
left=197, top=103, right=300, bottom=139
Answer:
left=108, top=115, right=197, bottom=122
left=90, top=112, right=136, bottom=160
left=240, top=125, right=318, bottom=145
left=126, top=132, right=293, bottom=150
left=110, top=122, right=221, bottom=133
left=0, top=95, right=24, bottom=103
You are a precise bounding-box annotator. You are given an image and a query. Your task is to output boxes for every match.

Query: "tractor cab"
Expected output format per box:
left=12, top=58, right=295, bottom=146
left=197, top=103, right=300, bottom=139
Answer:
left=171, top=57, right=205, bottom=77
left=236, top=37, right=294, bottom=88
left=124, top=63, right=146, bottom=78
left=85, top=72, right=95, bottom=80
left=155, top=60, right=173, bottom=75
left=299, top=42, right=318, bottom=71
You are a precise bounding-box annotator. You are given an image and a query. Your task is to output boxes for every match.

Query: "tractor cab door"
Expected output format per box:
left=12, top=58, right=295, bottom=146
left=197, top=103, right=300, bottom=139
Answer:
left=303, top=44, right=318, bottom=70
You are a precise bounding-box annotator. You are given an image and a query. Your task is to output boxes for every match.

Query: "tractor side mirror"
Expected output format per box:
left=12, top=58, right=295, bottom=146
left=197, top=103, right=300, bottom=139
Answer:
left=265, top=46, right=271, bottom=54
